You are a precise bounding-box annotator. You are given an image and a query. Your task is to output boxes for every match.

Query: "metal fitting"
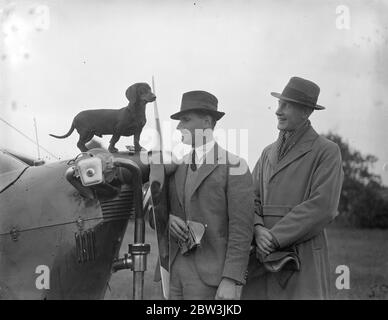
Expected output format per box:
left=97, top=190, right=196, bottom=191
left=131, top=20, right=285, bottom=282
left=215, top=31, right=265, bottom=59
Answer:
left=112, top=253, right=133, bottom=272
left=129, top=243, right=150, bottom=272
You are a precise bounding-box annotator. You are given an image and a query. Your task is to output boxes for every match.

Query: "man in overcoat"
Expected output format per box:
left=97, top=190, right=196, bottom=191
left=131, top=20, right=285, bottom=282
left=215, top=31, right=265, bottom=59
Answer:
left=168, top=90, right=254, bottom=300
left=242, top=77, right=344, bottom=299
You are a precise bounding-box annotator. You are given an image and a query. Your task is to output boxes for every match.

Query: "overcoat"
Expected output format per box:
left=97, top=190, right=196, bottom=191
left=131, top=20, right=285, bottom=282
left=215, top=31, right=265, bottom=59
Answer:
left=243, top=126, right=343, bottom=299
left=168, top=143, right=254, bottom=286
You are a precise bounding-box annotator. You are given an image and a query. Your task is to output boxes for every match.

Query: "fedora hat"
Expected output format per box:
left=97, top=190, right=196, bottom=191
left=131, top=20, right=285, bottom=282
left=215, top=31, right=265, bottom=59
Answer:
left=271, top=77, right=325, bottom=110
left=170, top=90, right=225, bottom=120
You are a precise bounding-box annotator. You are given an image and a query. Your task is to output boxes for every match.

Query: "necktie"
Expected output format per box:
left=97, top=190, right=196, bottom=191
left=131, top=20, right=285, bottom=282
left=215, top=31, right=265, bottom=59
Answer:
left=190, top=149, right=197, bottom=171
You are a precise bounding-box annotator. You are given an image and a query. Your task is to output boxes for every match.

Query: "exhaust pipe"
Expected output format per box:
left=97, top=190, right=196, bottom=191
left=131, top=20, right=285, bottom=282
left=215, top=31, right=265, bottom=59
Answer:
left=112, top=158, right=151, bottom=300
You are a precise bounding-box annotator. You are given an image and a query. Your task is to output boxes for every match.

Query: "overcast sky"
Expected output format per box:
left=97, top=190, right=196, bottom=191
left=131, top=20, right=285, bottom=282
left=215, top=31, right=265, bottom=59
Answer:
left=1, top=0, right=387, bottom=185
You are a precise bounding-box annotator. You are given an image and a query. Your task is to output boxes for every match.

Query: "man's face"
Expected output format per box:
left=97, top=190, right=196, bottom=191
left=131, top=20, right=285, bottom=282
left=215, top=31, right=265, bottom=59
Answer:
left=176, top=112, right=212, bottom=146
left=275, top=100, right=310, bottom=131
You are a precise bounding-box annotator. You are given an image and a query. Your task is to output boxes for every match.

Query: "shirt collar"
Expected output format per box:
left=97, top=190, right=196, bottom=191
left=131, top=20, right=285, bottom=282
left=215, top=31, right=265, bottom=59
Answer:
left=192, top=139, right=215, bottom=164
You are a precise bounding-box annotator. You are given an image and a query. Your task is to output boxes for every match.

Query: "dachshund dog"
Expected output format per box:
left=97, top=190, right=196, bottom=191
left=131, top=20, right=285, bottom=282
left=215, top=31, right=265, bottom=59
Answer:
left=50, top=83, right=156, bottom=153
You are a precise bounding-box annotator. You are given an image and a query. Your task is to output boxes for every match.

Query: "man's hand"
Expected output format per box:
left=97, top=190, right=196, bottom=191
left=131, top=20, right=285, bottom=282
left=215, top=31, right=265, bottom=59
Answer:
left=215, top=278, right=240, bottom=300
left=169, top=214, right=188, bottom=242
left=254, top=225, right=277, bottom=256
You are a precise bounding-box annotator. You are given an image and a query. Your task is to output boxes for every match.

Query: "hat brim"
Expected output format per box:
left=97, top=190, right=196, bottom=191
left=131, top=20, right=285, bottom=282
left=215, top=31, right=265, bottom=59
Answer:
left=271, top=92, right=325, bottom=110
left=170, top=108, right=225, bottom=120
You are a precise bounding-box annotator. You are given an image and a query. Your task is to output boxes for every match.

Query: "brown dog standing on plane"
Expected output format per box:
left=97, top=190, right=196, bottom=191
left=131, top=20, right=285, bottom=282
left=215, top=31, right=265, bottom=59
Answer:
left=50, top=83, right=156, bottom=153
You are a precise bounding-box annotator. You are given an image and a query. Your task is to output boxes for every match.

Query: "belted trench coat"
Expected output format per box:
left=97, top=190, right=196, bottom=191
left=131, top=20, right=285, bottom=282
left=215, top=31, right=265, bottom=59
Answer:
left=243, top=126, right=343, bottom=299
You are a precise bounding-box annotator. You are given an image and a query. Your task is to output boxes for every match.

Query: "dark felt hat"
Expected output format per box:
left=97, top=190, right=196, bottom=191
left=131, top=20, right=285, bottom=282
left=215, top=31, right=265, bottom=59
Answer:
left=271, top=77, right=325, bottom=110
left=170, top=90, right=225, bottom=120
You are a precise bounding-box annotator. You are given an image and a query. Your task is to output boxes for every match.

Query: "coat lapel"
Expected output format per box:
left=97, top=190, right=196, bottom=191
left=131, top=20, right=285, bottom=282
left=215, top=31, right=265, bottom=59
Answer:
left=268, top=141, right=278, bottom=168
left=269, top=127, right=319, bottom=181
left=174, top=162, right=188, bottom=208
left=188, top=143, right=221, bottom=200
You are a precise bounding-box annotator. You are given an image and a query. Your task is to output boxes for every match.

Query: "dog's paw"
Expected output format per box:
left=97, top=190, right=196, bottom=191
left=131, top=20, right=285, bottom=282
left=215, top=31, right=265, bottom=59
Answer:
left=108, top=147, right=118, bottom=153
left=134, top=145, right=145, bottom=152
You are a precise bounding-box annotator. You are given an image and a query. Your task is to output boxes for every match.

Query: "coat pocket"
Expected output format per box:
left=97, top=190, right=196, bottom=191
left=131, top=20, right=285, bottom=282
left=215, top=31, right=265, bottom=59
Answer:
left=262, top=205, right=293, bottom=229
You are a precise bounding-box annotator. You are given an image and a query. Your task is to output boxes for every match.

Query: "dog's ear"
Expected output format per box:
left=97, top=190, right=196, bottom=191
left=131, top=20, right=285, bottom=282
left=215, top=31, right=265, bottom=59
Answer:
left=125, top=84, right=138, bottom=104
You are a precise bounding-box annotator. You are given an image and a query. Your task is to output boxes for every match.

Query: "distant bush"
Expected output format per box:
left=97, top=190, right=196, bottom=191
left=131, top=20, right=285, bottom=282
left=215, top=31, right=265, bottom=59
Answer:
left=325, top=133, right=388, bottom=228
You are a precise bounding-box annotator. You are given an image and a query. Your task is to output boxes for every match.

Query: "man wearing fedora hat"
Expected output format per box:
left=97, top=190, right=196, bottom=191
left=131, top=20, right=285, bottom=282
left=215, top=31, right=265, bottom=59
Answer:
left=167, top=90, right=254, bottom=299
left=242, top=77, right=343, bottom=299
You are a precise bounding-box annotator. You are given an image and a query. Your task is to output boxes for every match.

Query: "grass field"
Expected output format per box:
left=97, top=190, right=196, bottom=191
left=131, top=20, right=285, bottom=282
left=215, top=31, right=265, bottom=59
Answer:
left=105, top=222, right=388, bottom=300
left=328, top=225, right=388, bottom=299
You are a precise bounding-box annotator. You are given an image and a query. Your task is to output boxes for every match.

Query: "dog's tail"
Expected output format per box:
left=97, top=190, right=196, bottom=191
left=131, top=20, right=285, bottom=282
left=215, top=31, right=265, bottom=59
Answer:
left=49, top=123, right=75, bottom=139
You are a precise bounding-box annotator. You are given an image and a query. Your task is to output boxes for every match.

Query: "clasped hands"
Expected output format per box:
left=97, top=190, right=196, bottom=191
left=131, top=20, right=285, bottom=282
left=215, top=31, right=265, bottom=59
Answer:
left=254, top=225, right=278, bottom=258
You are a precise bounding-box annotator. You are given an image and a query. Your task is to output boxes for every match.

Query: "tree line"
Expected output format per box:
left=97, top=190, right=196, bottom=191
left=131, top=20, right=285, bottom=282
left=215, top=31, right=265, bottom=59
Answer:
left=325, top=133, right=388, bottom=228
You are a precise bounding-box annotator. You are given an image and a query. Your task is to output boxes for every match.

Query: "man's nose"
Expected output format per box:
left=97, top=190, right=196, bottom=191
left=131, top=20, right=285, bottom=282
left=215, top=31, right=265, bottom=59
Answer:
left=176, top=121, right=182, bottom=130
left=275, top=105, right=283, bottom=116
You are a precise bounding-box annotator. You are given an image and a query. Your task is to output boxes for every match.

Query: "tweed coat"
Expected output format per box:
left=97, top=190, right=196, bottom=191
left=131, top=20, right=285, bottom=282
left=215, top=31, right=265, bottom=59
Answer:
left=243, top=126, right=343, bottom=299
left=168, top=143, right=254, bottom=286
